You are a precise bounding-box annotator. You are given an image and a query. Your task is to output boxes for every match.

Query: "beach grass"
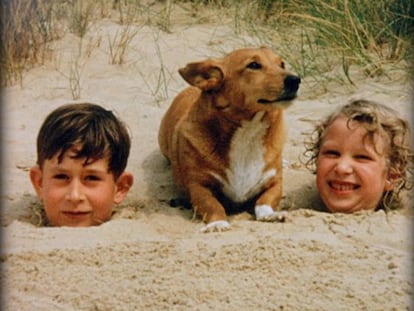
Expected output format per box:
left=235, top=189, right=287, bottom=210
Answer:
left=1, top=0, right=412, bottom=88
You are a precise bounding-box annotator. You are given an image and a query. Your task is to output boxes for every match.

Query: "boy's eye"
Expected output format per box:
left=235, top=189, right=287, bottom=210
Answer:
left=84, top=175, right=101, bottom=181
left=53, top=174, right=69, bottom=180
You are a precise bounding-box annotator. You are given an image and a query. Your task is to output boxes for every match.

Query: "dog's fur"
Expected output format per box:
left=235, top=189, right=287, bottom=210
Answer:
left=158, top=47, right=300, bottom=232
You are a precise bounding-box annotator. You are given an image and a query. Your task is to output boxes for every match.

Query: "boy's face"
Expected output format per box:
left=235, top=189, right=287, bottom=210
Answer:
left=30, top=147, right=133, bottom=227
left=316, top=116, right=394, bottom=213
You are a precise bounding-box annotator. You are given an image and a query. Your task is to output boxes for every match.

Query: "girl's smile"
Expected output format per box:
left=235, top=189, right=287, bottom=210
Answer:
left=316, top=116, right=393, bottom=213
left=328, top=180, right=360, bottom=193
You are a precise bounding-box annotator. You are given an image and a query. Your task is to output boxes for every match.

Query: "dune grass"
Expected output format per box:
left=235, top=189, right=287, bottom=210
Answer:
left=1, top=0, right=412, bottom=90
left=226, top=0, right=413, bottom=88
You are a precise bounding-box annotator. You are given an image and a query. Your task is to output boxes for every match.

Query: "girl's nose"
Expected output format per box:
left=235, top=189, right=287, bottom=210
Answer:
left=334, top=158, right=353, bottom=175
left=66, top=180, right=85, bottom=202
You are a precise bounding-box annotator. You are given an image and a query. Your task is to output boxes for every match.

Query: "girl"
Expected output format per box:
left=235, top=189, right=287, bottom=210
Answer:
left=305, top=99, right=413, bottom=213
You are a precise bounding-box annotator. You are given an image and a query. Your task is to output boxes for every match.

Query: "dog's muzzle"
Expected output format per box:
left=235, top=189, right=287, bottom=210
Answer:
left=280, top=75, right=301, bottom=100
left=257, top=74, right=301, bottom=104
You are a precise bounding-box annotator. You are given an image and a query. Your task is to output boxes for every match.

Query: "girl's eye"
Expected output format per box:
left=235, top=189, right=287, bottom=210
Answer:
left=355, top=154, right=373, bottom=161
left=246, top=61, right=262, bottom=70
left=322, top=150, right=340, bottom=157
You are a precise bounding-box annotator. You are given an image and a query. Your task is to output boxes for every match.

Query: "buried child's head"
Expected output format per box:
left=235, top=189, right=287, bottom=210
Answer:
left=30, top=103, right=134, bottom=227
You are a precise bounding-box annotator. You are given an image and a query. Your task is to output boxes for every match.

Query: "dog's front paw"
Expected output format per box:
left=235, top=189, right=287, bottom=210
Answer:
left=200, top=220, right=231, bottom=233
left=255, top=204, right=287, bottom=222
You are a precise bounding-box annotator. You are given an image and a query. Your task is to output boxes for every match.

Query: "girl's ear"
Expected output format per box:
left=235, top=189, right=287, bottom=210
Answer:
left=113, top=172, right=134, bottom=204
left=384, top=179, right=394, bottom=191
left=29, top=165, right=44, bottom=200
left=384, top=170, right=401, bottom=192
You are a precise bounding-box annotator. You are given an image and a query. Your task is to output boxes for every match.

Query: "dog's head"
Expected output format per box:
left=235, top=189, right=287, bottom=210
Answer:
left=178, top=47, right=300, bottom=111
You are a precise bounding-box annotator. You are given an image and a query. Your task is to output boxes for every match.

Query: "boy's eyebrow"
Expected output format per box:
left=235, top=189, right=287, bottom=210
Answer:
left=47, top=167, right=111, bottom=178
left=48, top=161, right=109, bottom=172
left=82, top=168, right=110, bottom=174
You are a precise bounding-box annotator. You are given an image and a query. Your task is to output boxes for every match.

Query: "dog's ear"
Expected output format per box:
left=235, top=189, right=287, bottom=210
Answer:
left=179, top=60, right=224, bottom=91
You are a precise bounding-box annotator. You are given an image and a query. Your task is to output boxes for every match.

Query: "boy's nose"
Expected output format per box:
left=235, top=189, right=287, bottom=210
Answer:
left=66, top=180, right=85, bottom=202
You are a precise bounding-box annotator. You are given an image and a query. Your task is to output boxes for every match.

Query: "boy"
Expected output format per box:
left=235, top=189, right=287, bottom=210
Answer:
left=30, top=103, right=134, bottom=226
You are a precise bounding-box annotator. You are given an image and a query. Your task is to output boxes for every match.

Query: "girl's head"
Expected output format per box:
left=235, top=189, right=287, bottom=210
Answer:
left=305, top=99, right=413, bottom=212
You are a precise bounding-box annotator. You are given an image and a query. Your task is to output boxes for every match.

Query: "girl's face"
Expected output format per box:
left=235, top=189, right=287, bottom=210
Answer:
left=316, top=116, right=394, bottom=213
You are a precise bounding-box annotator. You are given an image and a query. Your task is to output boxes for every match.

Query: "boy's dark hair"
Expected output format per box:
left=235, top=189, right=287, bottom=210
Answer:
left=36, top=103, right=131, bottom=179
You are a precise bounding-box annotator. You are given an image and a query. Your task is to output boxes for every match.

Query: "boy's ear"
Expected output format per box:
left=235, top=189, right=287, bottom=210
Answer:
left=29, top=165, right=44, bottom=200
left=114, top=172, right=134, bottom=204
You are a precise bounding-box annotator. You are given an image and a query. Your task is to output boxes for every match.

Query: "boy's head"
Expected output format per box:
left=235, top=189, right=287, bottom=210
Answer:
left=305, top=99, right=413, bottom=212
left=30, top=103, right=134, bottom=227
left=36, top=102, right=131, bottom=179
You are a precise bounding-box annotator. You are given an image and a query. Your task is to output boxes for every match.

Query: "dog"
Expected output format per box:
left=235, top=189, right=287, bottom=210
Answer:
left=158, top=47, right=300, bottom=232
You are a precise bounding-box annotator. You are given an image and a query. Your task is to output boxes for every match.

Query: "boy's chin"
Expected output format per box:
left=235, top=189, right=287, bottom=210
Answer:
left=48, top=214, right=109, bottom=227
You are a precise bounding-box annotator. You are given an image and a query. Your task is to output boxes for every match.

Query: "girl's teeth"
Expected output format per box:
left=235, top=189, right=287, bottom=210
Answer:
left=331, top=182, right=354, bottom=191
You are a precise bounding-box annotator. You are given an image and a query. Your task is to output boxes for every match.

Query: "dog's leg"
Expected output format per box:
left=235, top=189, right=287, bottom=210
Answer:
left=188, top=183, right=231, bottom=232
left=254, top=180, right=287, bottom=222
left=255, top=204, right=287, bottom=222
left=199, top=220, right=231, bottom=233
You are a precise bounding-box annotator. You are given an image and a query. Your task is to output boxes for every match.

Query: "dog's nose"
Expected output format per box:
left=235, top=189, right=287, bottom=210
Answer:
left=284, top=75, right=301, bottom=93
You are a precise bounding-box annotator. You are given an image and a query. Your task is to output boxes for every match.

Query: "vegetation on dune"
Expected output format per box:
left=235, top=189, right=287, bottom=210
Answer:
left=1, top=0, right=413, bottom=88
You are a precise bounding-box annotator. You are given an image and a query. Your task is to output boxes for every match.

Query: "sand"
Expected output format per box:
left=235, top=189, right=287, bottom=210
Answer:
left=1, top=6, right=413, bottom=310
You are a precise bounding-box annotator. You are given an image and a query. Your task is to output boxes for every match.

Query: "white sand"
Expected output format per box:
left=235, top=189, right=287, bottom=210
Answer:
left=1, top=7, right=413, bottom=310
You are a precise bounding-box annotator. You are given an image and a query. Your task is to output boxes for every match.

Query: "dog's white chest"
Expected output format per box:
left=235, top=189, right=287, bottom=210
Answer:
left=220, top=111, right=276, bottom=202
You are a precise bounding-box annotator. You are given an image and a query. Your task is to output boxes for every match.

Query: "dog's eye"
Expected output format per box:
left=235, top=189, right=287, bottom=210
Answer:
left=246, top=61, right=262, bottom=70
left=280, top=61, right=285, bottom=69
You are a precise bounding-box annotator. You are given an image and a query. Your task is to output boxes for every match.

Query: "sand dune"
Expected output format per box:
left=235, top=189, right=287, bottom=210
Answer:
left=1, top=13, right=412, bottom=310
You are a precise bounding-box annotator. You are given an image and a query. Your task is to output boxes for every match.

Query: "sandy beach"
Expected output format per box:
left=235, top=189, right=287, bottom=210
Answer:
left=1, top=4, right=413, bottom=310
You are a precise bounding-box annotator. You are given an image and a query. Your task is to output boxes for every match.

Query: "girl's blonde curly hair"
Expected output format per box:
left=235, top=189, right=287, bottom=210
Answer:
left=304, top=99, right=414, bottom=210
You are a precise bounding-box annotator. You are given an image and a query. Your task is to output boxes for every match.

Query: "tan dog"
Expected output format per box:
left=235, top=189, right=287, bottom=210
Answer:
left=158, top=47, right=300, bottom=232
